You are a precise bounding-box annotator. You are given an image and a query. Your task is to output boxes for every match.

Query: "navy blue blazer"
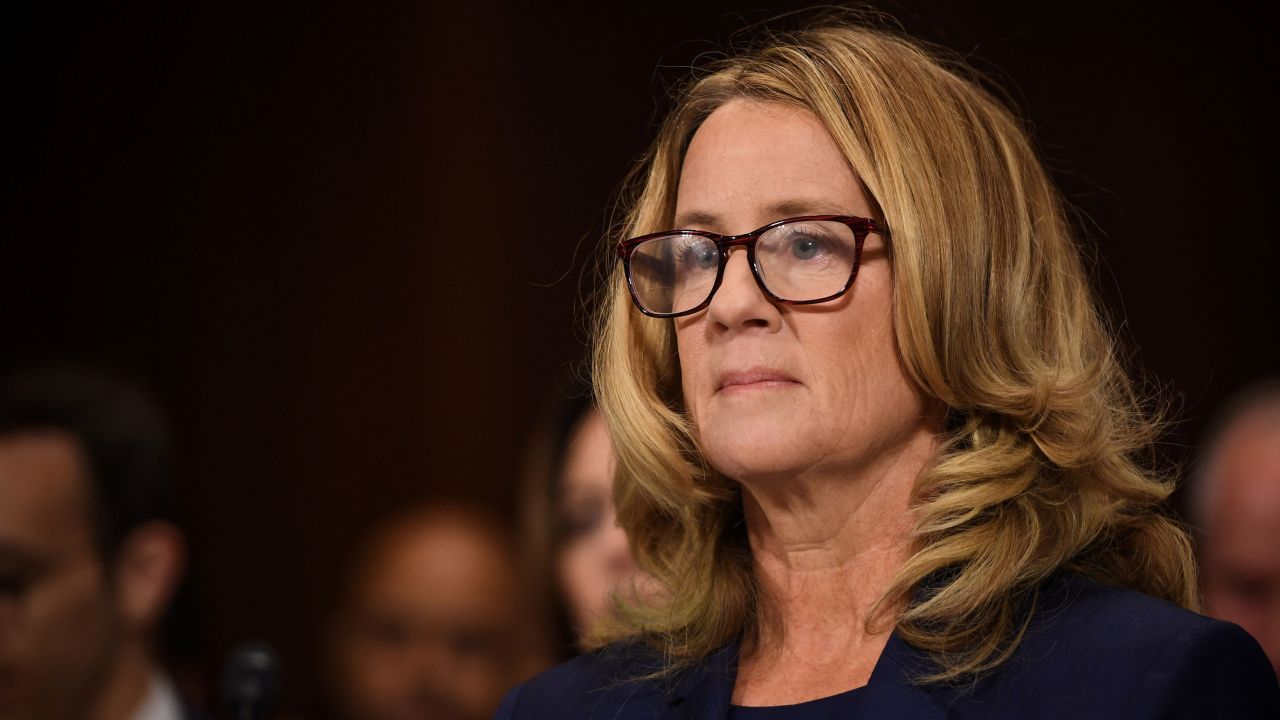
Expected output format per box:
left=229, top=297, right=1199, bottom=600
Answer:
left=497, top=573, right=1280, bottom=719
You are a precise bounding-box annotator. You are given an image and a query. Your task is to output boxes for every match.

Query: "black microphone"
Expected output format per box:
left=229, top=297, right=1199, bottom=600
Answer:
left=221, top=642, right=280, bottom=720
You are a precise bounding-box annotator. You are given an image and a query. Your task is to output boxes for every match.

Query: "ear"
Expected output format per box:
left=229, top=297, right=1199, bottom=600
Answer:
left=112, top=520, right=186, bottom=632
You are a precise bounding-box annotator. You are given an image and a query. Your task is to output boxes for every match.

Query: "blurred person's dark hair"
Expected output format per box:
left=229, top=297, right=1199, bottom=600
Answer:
left=519, top=369, right=595, bottom=664
left=0, top=361, right=172, bottom=558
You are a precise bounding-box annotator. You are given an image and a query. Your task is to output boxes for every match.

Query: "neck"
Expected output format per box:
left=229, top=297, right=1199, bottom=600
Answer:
left=739, top=424, right=939, bottom=671
left=86, top=639, right=153, bottom=720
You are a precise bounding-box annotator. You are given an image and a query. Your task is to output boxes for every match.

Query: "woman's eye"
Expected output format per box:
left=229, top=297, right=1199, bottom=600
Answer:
left=762, top=223, right=837, bottom=262
left=783, top=233, right=834, bottom=260
left=697, top=247, right=718, bottom=268
left=678, top=242, right=718, bottom=270
left=790, top=235, right=826, bottom=260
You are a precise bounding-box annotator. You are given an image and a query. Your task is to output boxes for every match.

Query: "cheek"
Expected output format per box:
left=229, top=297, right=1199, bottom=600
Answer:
left=820, top=289, right=911, bottom=418
left=675, top=324, right=710, bottom=411
left=12, top=559, right=117, bottom=709
left=784, top=289, right=923, bottom=470
left=342, top=636, right=409, bottom=703
left=1206, top=590, right=1267, bottom=635
left=557, top=542, right=608, bottom=627
left=790, top=305, right=878, bottom=406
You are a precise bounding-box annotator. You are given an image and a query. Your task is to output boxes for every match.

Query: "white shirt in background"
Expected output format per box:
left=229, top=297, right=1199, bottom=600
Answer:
left=130, top=671, right=184, bottom=720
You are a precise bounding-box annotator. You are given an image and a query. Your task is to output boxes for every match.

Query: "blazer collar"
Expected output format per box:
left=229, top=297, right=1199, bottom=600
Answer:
left=664, top=632, right=952, bottom=719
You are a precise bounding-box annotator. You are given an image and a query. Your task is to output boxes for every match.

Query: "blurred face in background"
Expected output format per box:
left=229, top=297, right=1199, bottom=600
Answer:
left=555, top=410, right=639, bottom=638
left=1200, top=412, right=1280, bottom=678
left=0, top=433, right=117, bottom=720
left=330, top=510, right=524, bottom=720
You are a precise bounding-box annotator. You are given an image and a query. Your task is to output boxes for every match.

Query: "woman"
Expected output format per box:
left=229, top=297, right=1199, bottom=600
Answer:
left=520, top=376, right=644, bottom=662
left=499, top=16, right=1280, bottom=719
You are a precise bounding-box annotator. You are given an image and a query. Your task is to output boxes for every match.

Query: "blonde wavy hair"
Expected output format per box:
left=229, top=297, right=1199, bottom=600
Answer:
left=590, top=15, right=1198, bottom=683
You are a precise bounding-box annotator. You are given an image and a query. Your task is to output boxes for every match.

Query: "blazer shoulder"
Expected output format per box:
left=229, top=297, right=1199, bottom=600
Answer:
left=1126, top=610, right=1280, bottom=718
left=1028, top=572, right=1218, bottom=657
left=964, top=573, right=1280, bottom=718
left=496, top=642, right=674, bottom=720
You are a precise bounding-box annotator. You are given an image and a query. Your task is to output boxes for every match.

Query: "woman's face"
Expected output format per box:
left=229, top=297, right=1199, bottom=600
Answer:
left=555, top=409, right=637, bottom=637
left=674, top=99, right=938, bottom=487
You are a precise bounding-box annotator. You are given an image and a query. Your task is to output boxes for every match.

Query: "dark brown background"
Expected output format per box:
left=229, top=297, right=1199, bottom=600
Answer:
left=4, top=1, right=1277, bottom=715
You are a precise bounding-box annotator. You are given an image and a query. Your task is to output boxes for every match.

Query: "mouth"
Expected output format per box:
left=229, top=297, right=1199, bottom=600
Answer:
left=716, top=368, right=800, bottom=394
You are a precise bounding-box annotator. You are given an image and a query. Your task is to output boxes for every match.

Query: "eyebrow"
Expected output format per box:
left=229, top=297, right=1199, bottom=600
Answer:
left=673, top=199, right=857, bottom=231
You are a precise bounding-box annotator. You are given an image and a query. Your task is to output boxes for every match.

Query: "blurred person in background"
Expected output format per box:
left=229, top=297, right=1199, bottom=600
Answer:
left=519, top=375, right=644, bottom=663
left=1193, top=378, right=1280, bottom=678
left=325, top=502, right=532, bottom=720
left=0, top=364, right=190, bottom=720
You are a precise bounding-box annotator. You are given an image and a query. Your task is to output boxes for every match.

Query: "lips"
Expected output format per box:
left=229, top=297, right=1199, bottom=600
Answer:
left=716, top=367, right=799, bottom=392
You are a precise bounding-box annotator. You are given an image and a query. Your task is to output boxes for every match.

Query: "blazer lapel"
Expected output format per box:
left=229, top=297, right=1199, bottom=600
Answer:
left=859, top=632, right=956, bottom=719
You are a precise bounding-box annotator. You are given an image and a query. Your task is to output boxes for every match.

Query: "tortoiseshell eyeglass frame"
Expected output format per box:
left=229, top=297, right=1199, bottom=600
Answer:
left=615, top=214, right=891, bottom=318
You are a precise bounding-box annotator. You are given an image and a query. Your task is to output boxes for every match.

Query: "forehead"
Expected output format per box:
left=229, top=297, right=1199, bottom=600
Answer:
left=0, top=432, right=94, bottom=549
left=675, top=98, right=871, bottom=230
left=1215, top=421, right=1280, bottom=513
left=353, top=516, right=517, bottom=618
left=1203, top=418, right=1280, bottom=554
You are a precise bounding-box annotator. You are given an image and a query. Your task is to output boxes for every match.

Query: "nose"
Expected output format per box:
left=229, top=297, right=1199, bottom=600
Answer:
left=413, top=635, right=454, bottom=677
left=705, top=248, right=782, bottom=333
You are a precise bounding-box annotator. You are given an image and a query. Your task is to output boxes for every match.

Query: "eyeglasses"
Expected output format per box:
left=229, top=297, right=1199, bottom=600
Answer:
left=616, top=215, right=890, bottom=318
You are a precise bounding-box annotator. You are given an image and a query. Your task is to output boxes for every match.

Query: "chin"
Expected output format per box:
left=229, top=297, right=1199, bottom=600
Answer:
left=699, top=423, right=816, bottom=482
